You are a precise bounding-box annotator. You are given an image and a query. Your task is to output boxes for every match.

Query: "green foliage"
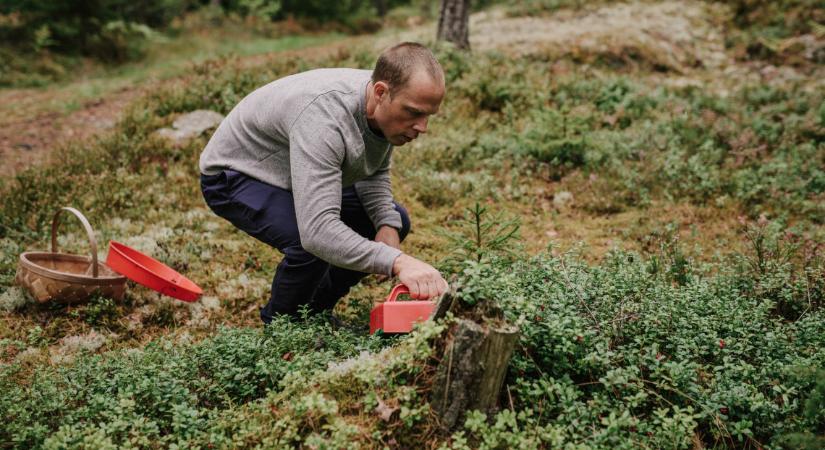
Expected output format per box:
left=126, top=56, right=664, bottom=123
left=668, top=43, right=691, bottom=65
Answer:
left=504, top=0, right=603, bottom=17
left=439, top=202, right=521, bottom=274
left=178, top=319, right=446, bottom=449
left=731, top=215, right=825, bottom=321
left=641, top=222, right=692, bottom=286
left=723, top=0, right=824, bottom=39
left=0, top=0, right=407, bottom=75
left=447, top=247, right=825, bottom=449
left=226, top=0, right=283, bottom=20
left=718, top=0, right=825, bottom=63
left=452, top=52, right=532, bottom=113
left=517, top=108, right=591, bottom=179
left=69, top=295, right=120, bottom=329
left=0, top=24, right=823, bottom=448
left=86, top=20, right=159, bottom=62
left=0, top=0, right=193, bottom=61
left=405, top=169, right=495, bottom=208
left=1, top=238, right=823, bottom=448
left=0, top=316, right=387, bottom=448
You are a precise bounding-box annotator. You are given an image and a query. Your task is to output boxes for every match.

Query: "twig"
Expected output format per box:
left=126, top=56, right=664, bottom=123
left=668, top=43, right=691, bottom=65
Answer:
left=559, top=258, right=601, bottom=333
left=441, top=338, right=454, bottom=413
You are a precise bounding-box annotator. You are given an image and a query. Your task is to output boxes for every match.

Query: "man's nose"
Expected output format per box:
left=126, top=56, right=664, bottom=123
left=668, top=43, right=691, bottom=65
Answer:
left=412, top=117, right=428, bottom=134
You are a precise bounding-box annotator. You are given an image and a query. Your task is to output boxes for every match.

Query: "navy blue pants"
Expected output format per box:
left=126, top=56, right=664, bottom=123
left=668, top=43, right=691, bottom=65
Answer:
left=200, top=169, right=411, bottom=323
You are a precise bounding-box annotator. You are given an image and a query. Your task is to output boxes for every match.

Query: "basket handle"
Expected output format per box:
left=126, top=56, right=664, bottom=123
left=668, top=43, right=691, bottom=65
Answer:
left=51, top=207, right=99, bottom=278
left=386, top=284, right=410, bottom=302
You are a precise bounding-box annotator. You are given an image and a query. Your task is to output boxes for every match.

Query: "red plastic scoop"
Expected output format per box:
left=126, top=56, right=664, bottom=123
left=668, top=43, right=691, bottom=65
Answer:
left=370, top=284, right=436, bottom=334
left=106, top=240, right=203, bottom=302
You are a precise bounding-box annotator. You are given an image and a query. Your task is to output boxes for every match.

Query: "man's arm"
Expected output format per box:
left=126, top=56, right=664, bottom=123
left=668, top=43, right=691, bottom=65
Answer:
left=289, top=99, right=447, bottom=299
left=354, top=153, right=402, bottom=233
left=289, top=101, right=401, bottom=276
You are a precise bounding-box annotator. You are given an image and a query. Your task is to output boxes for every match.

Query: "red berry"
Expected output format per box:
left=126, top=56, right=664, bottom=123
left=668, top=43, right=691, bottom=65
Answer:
left=719, top=339, right=726, bottom=349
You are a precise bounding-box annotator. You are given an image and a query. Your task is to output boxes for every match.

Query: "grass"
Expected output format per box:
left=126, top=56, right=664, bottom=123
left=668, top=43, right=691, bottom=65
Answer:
left=0, top=14, right=341, bottom=127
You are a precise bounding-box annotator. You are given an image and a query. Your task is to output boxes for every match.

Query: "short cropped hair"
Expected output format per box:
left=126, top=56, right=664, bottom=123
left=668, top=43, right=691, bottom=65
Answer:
left=372, top=42, right=444, bottom=95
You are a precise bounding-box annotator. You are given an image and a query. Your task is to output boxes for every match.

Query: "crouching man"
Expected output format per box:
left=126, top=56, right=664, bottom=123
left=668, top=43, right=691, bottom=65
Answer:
left=199, top=42, right=448, bottom=324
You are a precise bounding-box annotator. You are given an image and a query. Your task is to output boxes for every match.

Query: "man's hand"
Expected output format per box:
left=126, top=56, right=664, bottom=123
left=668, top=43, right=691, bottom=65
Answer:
left=375, top=226, right=401, bottom=250
left=392, top=254, right=448, bottom=300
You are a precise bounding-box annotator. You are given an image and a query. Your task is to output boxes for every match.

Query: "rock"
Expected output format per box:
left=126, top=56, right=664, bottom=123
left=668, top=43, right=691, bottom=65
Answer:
left=553, top=191, right=574, bottom=209
left=155, top=110, right=224, bottom=145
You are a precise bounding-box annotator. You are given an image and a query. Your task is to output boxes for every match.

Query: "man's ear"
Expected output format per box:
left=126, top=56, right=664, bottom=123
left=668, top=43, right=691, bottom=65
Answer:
left=374, top=81, right=390, bottom=102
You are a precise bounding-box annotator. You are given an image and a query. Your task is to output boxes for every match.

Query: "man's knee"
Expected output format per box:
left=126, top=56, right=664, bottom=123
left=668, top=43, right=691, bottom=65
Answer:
left=281, top=245, right=326, bottom=269
left=394, top=203, right=412, bottom=242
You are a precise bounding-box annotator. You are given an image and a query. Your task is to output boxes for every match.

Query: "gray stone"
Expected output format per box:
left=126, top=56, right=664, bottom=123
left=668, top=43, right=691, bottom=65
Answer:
left=553, top=190, right=574, bottom=209
left=155, top=110, right=224, bottom=145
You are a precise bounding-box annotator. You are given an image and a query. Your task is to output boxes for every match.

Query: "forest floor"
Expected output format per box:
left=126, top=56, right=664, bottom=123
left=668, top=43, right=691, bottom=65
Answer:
left=1, top=1, right=823, bottom=448
left=4, top=1, right=815, bottom=259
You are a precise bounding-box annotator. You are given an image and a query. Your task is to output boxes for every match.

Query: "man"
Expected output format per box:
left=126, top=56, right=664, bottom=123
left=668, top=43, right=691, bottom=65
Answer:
left=199, top=42, right=449, bottom=324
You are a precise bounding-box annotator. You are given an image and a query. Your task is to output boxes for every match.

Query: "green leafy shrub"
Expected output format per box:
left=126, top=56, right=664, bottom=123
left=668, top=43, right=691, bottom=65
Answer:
left=722, top=0, right=825, bottom=39
left=446, top=246, right=824, bottom=449
left=0, top=0, right=193, bottom=60
left=69, top=295, right=120, bottom=329
left=0, top=32, right=823, bottom=449
left=0, top=316, right=386, bottom=448
left=404, top=169, right=496, bottom=208
left=452, top=53, right=533, bottom=113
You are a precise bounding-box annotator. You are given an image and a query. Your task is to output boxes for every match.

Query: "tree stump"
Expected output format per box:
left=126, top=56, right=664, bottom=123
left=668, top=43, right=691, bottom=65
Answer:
left=430, top=317, right=519, bottom=430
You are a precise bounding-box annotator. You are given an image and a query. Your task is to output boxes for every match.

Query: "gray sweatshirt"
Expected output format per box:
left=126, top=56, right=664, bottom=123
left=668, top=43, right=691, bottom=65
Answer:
left=199, top=68, right=403, bottom=275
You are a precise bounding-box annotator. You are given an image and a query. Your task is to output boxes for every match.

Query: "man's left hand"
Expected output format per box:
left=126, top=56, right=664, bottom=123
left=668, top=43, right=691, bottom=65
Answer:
left=375, top=225, right=401, bottom=250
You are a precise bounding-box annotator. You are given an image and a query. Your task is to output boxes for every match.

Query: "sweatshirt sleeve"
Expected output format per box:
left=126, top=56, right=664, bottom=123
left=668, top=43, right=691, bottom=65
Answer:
left=354, top=151, right=403, bottom=231
left=288, top=99, right=402, bottom=275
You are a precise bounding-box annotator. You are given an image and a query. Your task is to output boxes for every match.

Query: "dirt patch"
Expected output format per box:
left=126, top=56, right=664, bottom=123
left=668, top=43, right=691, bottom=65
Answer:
left=0, top=85, right=141, bottom=177
left=0, top=37, right=371, bottom=179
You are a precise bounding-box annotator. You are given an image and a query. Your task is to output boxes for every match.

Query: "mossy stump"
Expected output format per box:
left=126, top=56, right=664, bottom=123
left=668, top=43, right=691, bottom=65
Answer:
left=430, top=292, right=519, bottom=430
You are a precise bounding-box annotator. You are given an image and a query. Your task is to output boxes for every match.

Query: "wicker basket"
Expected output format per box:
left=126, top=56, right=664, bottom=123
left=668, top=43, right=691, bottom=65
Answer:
left=16, top=207, right=127, bottom=303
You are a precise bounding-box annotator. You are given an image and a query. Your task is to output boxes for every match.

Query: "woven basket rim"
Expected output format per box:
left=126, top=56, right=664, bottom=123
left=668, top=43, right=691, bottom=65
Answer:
left=19, top=251, right=127, bottom=285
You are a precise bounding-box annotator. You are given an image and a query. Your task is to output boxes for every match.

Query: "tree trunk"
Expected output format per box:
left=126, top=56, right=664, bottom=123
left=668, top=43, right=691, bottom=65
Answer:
left=437, top=0, right=471, bottom=50
left=430, top=318, right=519, bottom=430
left=373, top=0, right=388, bottom=17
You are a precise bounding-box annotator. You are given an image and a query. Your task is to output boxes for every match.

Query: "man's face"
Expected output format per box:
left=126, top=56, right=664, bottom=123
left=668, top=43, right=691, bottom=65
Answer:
left=373, top=70, right=445, bottom=146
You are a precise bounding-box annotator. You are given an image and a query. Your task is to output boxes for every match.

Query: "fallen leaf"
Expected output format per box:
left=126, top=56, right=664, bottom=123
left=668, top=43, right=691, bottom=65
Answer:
left=374, top=397, right=399, bottom=422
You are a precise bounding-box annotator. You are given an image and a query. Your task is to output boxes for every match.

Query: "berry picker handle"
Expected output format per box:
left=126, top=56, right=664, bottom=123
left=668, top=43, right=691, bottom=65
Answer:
left=386, top=284, right=410, bottom=302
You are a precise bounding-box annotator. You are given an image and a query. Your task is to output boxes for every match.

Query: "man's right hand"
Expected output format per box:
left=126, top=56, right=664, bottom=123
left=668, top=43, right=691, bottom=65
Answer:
left=392, top=254, right=448, bottom=300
